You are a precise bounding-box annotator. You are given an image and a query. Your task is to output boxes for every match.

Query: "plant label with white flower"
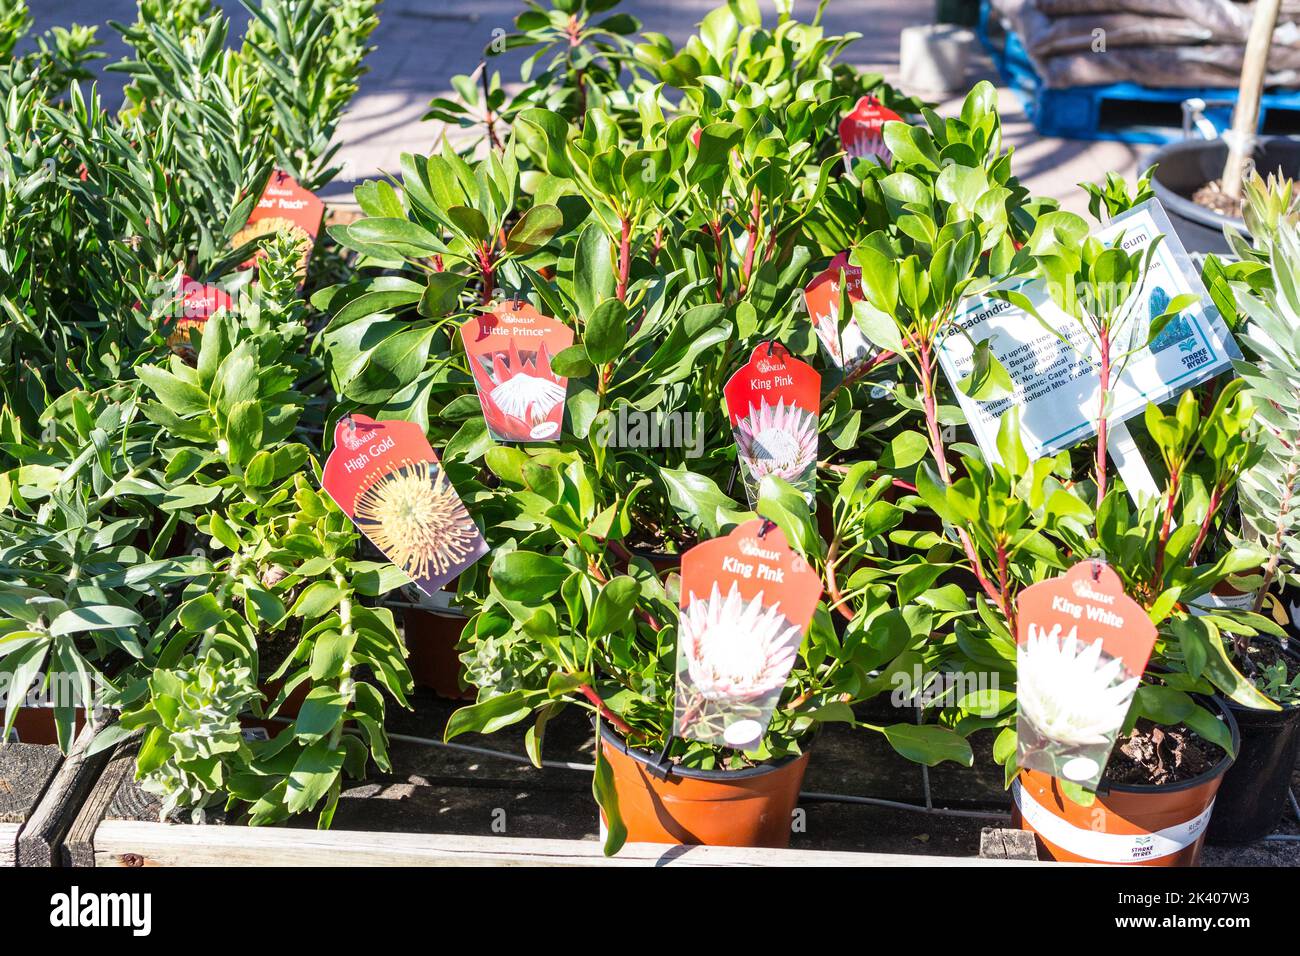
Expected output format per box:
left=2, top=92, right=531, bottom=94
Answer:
left=1015, top=561, right=1156, bottom=789
left=724, top=343, right=820, bottom=508
left=801, top=252, right=876, bottom=370
left=672, top=519, right=822, bottom=749
left=231, top=169, right=324, bottom=276
left=321, top=413, right=487, bottom=595
left=936, top=200, right=1239, bottom=466
left=462, top=303, right=574, bottom=442
left=838, top=94, right=901, bottom=171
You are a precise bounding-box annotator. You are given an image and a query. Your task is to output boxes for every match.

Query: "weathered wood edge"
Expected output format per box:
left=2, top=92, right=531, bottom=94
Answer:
left=91, top=821, right=1046, bottom=868
left=61, top=736, right=141, bottom=868
left=978, top=826, right=1040, bottom=861
left=0, top=743, right=64, bottom=867
left=16, top=720, right=114, bottom=867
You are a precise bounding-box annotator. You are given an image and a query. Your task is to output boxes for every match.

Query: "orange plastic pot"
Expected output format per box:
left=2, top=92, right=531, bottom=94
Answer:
left=6, top=706, right=87, bottom=746
left=597, top=723, right=809, bottom=848
left=404, top=606, right=473, bottom=700
left=1012, top=697, right=1239, bottom=866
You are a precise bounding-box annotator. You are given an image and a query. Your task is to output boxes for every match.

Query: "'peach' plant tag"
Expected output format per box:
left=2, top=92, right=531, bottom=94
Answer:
left=723, top=343, right=820, bottom=507
left=233, top=169, right=325, bottom=275
left=672, top=519, right=822, bottom=749
left=461, top=302, right=575, bottom=443
left=321, top=413, right=487, bottom=596
left=839, top=94, right=901, bottom=169
left=1015, top=561, right=1157, bottom=789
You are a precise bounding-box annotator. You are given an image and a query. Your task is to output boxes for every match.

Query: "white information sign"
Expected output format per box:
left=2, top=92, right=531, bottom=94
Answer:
left=936, top=199, right=1241, bottom=464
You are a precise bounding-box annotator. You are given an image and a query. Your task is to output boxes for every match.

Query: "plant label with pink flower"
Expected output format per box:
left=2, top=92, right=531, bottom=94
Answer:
left=672, top=519, right=822, bottom=749
left=1014, top=561, right=1157, bottom=789
left=321, top=413, right=487, bottom=596
left=839, top=95, right=901, bottom=170
left=801, top=253, right=876, bottom=370
left=724, top=343, right=821, bottom=507
left=462, top=303, right=574, bottom=443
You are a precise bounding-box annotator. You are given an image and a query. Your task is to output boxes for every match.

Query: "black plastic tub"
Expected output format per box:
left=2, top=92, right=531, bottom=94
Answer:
left=1149, top=138, right=1300, bottom=255
left=1206, top=637, right=1300, bottom=845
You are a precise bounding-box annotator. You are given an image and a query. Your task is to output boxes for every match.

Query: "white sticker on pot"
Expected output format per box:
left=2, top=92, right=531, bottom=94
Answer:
left=936, top=199, right=1240, bottom=464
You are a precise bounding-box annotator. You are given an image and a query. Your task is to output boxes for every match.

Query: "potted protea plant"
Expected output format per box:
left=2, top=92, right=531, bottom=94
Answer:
left=1201, top=219, right=1300, bottom=844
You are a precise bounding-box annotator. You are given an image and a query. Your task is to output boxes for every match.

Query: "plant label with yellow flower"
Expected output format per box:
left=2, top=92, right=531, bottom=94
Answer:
left=232, top=169, right=324, bottom=276
left=801, top=252, right=875, bottom=370
left=462, top=302, right=575, bottom=442
left=1015, top=561, right=1157, bottom=789
left=321, top=414, right=487, bottom=595
left=724, top=343, right=820, bottom=508
left=672, top=519, right=822, bottom=749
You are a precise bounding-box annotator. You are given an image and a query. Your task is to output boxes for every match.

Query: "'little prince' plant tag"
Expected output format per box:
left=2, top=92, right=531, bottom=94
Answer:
left=838, top=94, right=901, bottom=169
left=321, top=413, right=487, bottom=595
left=1015, top=561, right=1156, bottom=789
left=724, top=343, right=821, bottom=507
left=801, top=252, right=875, bottom=370
left=672, top=519, right=822, bottom=749
left=461, top=302, right=574, bottom=442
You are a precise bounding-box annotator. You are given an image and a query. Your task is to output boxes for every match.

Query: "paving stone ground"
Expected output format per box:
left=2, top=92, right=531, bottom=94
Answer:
left=29, top=0, right=1142, bottom=213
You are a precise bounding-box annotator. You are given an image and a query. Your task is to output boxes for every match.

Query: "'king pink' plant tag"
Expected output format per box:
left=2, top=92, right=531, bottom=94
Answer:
left=672, top=519, right=822, bottom=749
left=462, top=302, right=575, bottom=442
left=838, top=94, right=901, bottom=169
left=723, top=343, right=821, bottom=507
left=321, top=413, right=487, bottom=596
left=1014, top=561, right=1157, bottom=789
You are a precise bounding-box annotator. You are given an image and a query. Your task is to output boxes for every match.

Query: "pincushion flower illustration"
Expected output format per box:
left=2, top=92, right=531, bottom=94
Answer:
left=354, top=458, right=480, bottom=586
left=734, top=398, right=818, bottom=490
left=1017, top=624, right=1140, bottom=747
left=680, top=583, right=801, bottom=703
left=470, top=337, right=566, bottom=440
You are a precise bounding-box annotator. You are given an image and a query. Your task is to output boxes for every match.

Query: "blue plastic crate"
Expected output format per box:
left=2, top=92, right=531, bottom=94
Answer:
left=977, top=0, right=1300, bottom=145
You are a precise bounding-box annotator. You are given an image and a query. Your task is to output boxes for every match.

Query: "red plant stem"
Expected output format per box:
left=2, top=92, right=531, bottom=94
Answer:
left=477, top=243, right=497, bottom=305
left=824, top=532, right=855, bottom=622
left=616, top=217, right=631, bottom=302
left=1095, top=325, right=1112, bottom=510
left=916, top=342, right=1002, bottom=608
left=1188, top=483, right=1223, bottom=565
left=996, top=540, right=1017, bottom=636
left=818, top=349, right=896, bottom=412
left=480, top=64, right=503, bottom=152
left=737, top=189, right=760, bottom=298
left=650, top=227, right=663, bottom=266
left=577, top=683, right=635, bottom=738
left=708, top=220, right=725, bottom=302
left=1152, top=467, right=1182, bottom=589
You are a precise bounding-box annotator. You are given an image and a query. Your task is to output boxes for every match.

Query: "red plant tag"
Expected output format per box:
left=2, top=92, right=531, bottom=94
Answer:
left=838, top=94, right=901, bottom=168
left=233, top=170, right=325, bottom=273
left=164, top=275, right=234, bottom=355
left=461, top=302, right=575, bottom=442
left=801, top=252, right=875, bottom=370
left=1014, top=561, right=1157, bottom=789
left=672, top=519, right=822, bottom=749
left=321, top=413, right=487, bottom=596
left=723, top=343, right=821, bottom=507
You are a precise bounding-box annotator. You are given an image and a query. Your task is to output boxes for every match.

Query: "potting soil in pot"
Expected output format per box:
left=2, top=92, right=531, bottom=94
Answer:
left=1103, top=720, right=1220, bottom=787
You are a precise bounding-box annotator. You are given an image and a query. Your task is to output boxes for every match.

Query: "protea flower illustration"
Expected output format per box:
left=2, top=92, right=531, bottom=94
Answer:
left=680, top=583, right=802, bottom=703
left=354, top=458, right=480, bottom=586
left=734, top=398, right=818, bottom=490
left=843, top=124, right=890, bottom=166
left=470, top=337, right=565, bottom=440
left=814, top=298, right=845, bottom=365
left=1018, top=624, right=1140, bottom=749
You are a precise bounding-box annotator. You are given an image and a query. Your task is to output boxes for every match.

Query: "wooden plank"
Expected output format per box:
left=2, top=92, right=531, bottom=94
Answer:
left=16, top=720, right=113, bottom=867
left=0, top=743, right=63, bottom=867
left=979, top=826, right=1040, bottom=861
left=61, top=737, right=141, bottom=868
left=92, top=821, right=1042, bottom=867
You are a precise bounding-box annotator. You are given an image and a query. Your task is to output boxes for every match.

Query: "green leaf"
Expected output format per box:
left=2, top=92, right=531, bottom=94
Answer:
left=958, top=340, right=1013, bottom=401
left=593, top=729, right=627, bottom=856
left=444, top=690, right=540, bottom=739
left=286, top=741, right=346, bottom=814
left=881, top=723, right=973, bottom=767
left=294, top=687, right=347, bottom=741
left=584, top=298, right=628, bottom=365
left=505, top=203, right=563, bottom=254
left=588, top=576, right=639, bottom=637
left=49, top=605, right=143, bottom=636
left=491, top=551, right=569, bottom=601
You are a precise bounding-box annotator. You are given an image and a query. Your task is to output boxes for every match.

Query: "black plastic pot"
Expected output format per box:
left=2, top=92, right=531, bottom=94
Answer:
left=1206, top=637, right=1300, bottom=845
left=1149, top=138, right=1300, bottom=256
